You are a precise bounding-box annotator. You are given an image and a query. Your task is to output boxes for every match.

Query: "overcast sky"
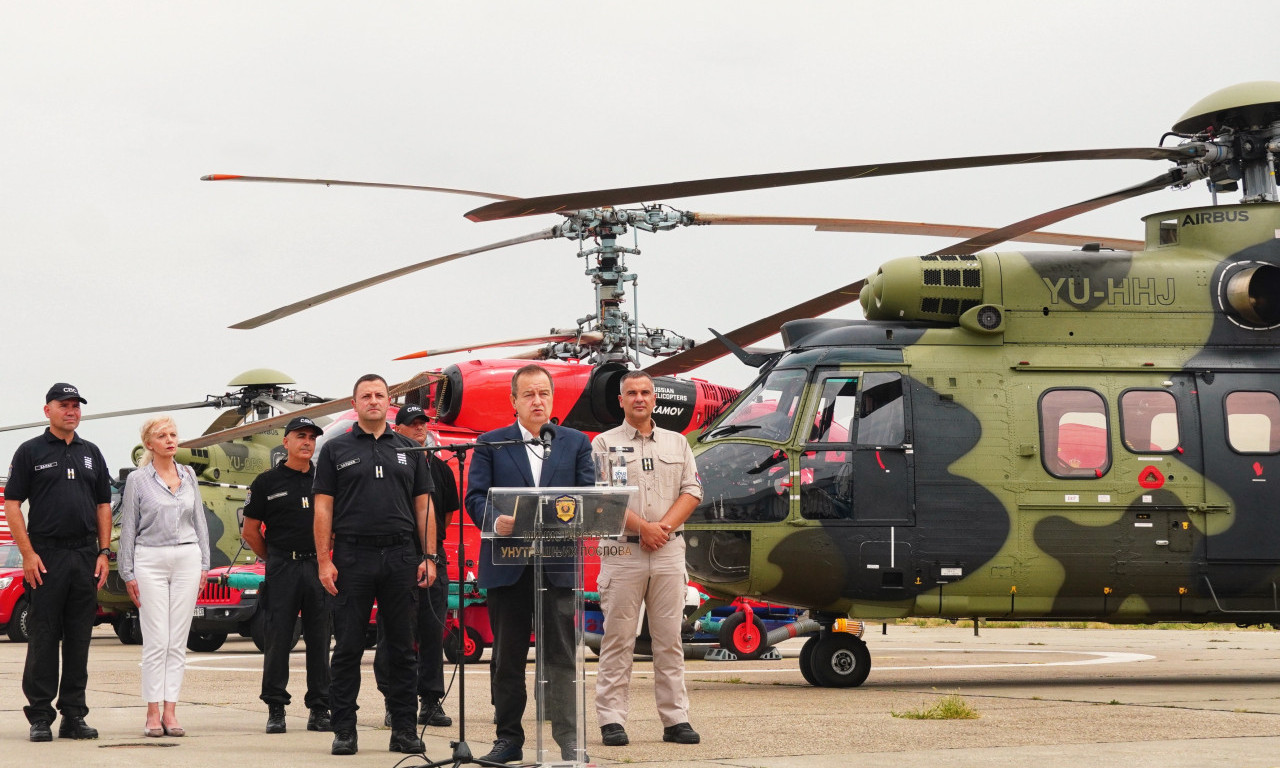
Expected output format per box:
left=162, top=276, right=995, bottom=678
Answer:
left=0, top=0, right=1243, bottom=471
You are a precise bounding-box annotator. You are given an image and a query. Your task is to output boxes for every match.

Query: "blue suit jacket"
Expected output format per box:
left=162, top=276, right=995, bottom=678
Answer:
left=466, top=422, right=594, bottom=589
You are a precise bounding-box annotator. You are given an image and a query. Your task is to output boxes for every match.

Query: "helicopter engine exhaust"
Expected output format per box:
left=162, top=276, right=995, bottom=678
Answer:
left=1223, top=263, right=1280, bottom=326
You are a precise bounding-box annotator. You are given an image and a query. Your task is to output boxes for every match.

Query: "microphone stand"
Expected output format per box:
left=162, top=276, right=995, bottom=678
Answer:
left=398, top=435, right=545, bottom=768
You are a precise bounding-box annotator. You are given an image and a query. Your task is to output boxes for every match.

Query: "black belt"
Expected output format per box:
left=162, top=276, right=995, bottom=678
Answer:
left=620, top=531, right=683, bottom=544
left=30, top=535, right=96, bottom=550
left=271, top=548, right=317, bottom=560
left=335, top=533, right=411, bottom=548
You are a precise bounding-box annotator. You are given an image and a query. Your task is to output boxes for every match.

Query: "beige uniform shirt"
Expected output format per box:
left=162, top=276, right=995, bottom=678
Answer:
left=591, top=420, right=703, bottom=532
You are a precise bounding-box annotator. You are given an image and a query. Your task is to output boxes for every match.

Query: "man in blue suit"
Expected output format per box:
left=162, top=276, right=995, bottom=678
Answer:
left=466, top=364, right=594, bottom=765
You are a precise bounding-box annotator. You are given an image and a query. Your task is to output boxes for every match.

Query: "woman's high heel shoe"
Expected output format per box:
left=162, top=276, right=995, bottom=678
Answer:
left=162, top=723, right=185, bottom=737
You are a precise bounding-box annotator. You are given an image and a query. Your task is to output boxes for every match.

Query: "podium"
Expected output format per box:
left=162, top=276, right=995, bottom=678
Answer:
left=483, top=486, right=633, bottom=766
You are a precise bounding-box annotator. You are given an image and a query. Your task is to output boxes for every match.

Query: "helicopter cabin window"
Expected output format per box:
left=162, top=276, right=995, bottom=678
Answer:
left=704, top=368, right=807, bottom=442
left=800, top=375, right=859, bottom=520
left=1224, top=391, right=1280, bottom=454
left=1039, top=389, right=1110, bottom=478
left=1119, top=390, right=1180, bottom=452
left=855, top=372, right=906, bottom=446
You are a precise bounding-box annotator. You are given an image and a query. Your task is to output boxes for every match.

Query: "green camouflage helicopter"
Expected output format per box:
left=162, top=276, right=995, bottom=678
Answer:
left=455, top=82, right=1280, bottom=686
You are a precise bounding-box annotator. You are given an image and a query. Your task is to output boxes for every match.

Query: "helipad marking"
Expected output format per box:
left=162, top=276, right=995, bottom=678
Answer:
left=186, top=647, right=1153, bottom=674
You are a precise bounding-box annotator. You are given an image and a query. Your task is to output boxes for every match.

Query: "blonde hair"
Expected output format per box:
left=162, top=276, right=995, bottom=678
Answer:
left=138, top=415, right=178, bottom=466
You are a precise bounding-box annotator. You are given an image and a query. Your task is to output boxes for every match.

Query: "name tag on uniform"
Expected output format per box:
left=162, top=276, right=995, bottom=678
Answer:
left=267, top=491, right=287, bottom=501
left=35, top=461, right=57, bottom=471
left=337, top=458, right=361, bottom=471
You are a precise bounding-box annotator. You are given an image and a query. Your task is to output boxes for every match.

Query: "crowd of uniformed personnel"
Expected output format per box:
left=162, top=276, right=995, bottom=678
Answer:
left=5, top=365, right=702, bottom=761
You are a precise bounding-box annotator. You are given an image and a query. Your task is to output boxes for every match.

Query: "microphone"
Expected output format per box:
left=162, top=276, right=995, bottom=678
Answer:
left=539, top=423, right=555, bottom=460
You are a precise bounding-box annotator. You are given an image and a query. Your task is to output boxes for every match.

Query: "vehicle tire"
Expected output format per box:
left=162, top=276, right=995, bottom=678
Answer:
left=113, top=614, right=143, bottom=645
left=718, top=610, right=769, bottom=661
left=186, top=630, right=227, bottom=652
left=798, top=635, right=820, bottom=687
left=808, top=632, right=871, bottom=688
left=7, top=597, right=30, bottom=643
left=250, top=612, right=301, bottom=653
left=444, top=626, right=485, bottom=664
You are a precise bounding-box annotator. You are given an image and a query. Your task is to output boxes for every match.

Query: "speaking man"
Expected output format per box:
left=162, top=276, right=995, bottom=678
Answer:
left=592, top=370, right=702, bottom=747
left=242, top=415, right=331, bottom=735
left=5, top=383, right=112, bottom=742
left=313, top=374, right=435, bottom=756
left=465, top=364, right=593, bottom=764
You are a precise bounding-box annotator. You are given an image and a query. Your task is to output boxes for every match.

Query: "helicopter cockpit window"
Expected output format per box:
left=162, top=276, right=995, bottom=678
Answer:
left=693, top=443, right=790, bottom=523
left=1039, top=388, right=1110, bottom=479
left=856, top=372, right=905, bottom=446
left=1224, top=391, right=1280, bottom=454
left=704, top=368, right=807, bottom=442
left=1120, top=390, right=1180, bottom=452
left=808, top=376, right=859, bottom=443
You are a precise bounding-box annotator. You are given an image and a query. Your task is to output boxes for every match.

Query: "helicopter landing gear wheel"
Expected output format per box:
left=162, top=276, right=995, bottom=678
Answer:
left=807, top=631, right=871, bottom=688
left=798, top=635, right=820, bottom=686
left=444, top=626, right=484, bottom=664
left=718, top=610, right=769, bottom=660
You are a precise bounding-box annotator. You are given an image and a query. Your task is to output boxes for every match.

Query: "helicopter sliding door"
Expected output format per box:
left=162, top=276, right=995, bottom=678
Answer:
left=851, top=372, right=914, bottom=525
left=1195, top=372, right=1280, bottom=564
left=798, top=371, right=914, bottom=526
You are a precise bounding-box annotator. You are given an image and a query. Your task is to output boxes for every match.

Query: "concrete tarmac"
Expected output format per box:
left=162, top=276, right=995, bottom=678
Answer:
left=1, top=623, right=1279, bottom=767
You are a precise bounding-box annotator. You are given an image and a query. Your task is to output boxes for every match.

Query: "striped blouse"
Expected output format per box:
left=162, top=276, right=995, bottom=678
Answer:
left=117, top=462, right=211, bottom=582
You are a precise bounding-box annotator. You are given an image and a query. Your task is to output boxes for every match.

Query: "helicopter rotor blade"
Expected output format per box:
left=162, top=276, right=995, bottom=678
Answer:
left=646, top=170, right=1188, bottom=377
left=201, top=408, right=246, bottom=436
left=230, top=228, right=559, bottom=330
left=923, top=169, right=1188, bottom=257
left=201, top=174, right=519, bottom=202
left=465, top=147, right=1199, bottom=222
left=0, top=401, right=214, bottom=434
left=645, top=279, right=866, bottom=377
left=689, top=213, right=1144, bottom=251
left=395, top=330, right=582, bottom=361
left=394, top=331, right=606, bottom=361
left=180, top=372, right=439, bottom=449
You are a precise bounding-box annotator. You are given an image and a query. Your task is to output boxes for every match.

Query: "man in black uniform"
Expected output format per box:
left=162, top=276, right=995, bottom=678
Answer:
left=242, top=416, right=331, bottom=735
left=4, top=383, right=112, bottom=742
left=313, top=374, right=436, bottom=756
left=374, top=404, right=456, bottom=728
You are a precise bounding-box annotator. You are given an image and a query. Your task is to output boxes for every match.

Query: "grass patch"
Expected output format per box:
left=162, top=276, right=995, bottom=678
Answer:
left=891, top=694, right=980, bottom=720
left=895, top=619, right=1256, bottom=631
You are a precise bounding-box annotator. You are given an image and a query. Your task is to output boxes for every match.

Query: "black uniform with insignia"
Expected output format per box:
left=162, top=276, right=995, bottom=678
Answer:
left=313, top=424, right=432, bottom=736
left=6, top=427, right=110, bottom=728
left=244, top=460, right=330, bottom=717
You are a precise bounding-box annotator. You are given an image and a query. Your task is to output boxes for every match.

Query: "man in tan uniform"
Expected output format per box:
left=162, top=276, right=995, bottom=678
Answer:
left=592, top=370, right=701, bottom=748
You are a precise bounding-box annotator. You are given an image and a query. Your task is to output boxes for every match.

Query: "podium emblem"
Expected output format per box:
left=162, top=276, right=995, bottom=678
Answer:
left=555, top=494, right=578, bottom=523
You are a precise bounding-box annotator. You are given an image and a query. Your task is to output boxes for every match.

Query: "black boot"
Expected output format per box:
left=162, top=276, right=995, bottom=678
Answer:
left=307, top=707, right=331, bottom=732
left=265, top=704, right=286, bottom=734
left=418, top=698, right=452, bottom=727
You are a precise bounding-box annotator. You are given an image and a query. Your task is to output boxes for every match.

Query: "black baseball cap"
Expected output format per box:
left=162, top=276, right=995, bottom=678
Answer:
left=46, top=383, right=87, bottom=404
left=284, top=416, right=323, bottom=437
left=395, top=404, right=428, bottom=426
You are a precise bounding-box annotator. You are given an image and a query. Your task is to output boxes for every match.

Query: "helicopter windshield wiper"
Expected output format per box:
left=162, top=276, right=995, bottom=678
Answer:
left=703, top=423, right=763, bottom=439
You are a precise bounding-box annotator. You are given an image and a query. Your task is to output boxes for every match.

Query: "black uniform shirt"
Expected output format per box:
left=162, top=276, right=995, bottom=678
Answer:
left=244, top=462, right=317, bottom=553
left=427, top=454, right=459, bottom=549
left=313, top=424, right=432, bottom=537
left=5, top=428, right=111, bottom=538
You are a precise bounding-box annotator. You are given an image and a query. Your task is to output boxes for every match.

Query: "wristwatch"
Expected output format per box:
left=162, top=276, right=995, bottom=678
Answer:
left=424, top=553, right=444, bottom=565
left=97, top=547, right=112, bottom=557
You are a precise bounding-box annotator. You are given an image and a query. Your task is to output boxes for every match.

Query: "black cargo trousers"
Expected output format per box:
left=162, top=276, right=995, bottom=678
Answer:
left=260, top=550, right=331, bottom=711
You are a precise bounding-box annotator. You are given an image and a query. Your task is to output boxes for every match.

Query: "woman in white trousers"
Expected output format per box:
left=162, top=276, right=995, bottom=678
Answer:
left=118, top=416, right=209, bottom=737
